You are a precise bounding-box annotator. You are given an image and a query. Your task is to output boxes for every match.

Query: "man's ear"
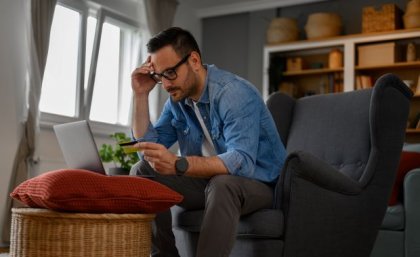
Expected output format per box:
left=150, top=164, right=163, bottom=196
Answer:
left=189, top=51, right=202, bottom=70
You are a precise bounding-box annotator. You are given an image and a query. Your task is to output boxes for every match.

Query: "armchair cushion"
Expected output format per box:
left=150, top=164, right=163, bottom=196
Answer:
left=177, top=209, right=284, bottom=238
left=381, top=204, right=404, bottom=230
left=388, top=151, right=420, bottom=205
left=402, top=143, right=420, bottom=152
left=10, top=169, right=183, bottom=213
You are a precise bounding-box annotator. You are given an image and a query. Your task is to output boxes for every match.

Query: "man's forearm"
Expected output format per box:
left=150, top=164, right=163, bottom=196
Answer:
left=185, top=155, right=229, bottom=178
left=132, top=93, right=151, bottom=139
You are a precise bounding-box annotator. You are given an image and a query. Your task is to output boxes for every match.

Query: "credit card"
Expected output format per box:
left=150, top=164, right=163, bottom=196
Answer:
left=118, top=140, right=138, bottom=146
left=118, top=140, right=142, bottom=154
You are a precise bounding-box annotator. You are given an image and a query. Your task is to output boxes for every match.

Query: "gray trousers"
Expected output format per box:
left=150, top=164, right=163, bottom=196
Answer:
left=130, top=161, right=274, bottom=257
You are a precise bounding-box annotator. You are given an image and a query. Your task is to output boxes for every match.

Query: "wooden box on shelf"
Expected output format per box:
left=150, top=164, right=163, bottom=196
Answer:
left=286, top=57, right=304, bottom=72
left=358, top=42, right=401, bottom=66
left=362, top=3, right=402, bottom=33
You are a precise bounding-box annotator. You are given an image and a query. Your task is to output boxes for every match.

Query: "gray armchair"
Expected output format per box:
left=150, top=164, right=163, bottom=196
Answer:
left=370, top=143, right=420, bottom=257
left=173, top=74, right=412, bottom=257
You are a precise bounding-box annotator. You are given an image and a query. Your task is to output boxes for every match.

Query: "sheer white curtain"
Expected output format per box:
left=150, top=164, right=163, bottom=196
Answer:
left=140, top=0, right=179, bottom=121
left=2, top=0, right=56, bottom=244
left=144, top=0, right=179, bottom=35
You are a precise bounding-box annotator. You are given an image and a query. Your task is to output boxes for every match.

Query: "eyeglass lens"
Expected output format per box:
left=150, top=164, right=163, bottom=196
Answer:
left=150, top=53, right=190, bottom=83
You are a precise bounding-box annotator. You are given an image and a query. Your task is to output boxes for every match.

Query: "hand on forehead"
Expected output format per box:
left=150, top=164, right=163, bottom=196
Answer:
left=150, top=46, right=179, bottom=72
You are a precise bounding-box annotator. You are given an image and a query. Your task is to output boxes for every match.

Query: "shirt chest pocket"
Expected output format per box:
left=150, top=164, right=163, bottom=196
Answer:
left=211, top=120, right=223, bottom=141
left=171, top=119, right=190, bottom=136
left=171, top=119, right=190, bottom=137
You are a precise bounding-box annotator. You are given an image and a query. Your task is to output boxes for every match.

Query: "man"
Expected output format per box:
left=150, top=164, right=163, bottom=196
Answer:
left=130, top=27, right=286, bottom=257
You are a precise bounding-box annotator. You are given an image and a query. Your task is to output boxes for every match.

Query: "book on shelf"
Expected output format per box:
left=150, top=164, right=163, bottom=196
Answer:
left=326, top=72, right=343, bottom=93
left=413, top=113, right=420, bottom=129
left=356, top=75, right=373, bottom=90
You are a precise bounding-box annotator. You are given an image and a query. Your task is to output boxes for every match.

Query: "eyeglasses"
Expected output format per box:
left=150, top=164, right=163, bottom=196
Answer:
left=150, top=53, right=191, bottom=83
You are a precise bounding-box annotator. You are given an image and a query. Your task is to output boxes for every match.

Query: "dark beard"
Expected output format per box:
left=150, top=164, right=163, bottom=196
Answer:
left=170, top=65, right=199, bottom=102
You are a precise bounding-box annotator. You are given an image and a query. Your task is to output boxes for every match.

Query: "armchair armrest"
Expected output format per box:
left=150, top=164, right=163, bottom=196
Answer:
left=276, top=151, right=379, bottom=257
left=404, top=168, right=420, bottom=257
left=274, top=151, right=361, bottom=209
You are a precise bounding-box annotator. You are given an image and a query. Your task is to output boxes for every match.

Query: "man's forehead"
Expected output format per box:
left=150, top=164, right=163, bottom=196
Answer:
left=150, top=46, right=179, bottom=71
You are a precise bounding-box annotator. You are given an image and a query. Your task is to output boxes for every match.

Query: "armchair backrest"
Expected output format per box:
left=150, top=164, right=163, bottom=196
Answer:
left=267, top=74, right=412, bottom=183
left=287, top=89, right=372, bottom=181
left=266, top=92, right=295, bottom=148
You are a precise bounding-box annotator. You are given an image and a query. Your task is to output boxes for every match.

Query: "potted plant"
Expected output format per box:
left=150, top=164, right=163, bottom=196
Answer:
left=99, top=132, right=140, bottom=175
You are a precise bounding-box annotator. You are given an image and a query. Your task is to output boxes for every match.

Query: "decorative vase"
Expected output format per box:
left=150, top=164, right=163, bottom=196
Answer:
left=407, top=42, right=417, bottom=62
left=417, top=74, right=420, bottom=95
left=329, top=48, right=343, bottom=69
left=404, top=0, right=420, bottom=29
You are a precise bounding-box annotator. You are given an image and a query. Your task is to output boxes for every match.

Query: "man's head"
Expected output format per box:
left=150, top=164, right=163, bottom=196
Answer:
left=147, top=27, right=201, bottom=58
left=146, top=27, right=206, bottom=102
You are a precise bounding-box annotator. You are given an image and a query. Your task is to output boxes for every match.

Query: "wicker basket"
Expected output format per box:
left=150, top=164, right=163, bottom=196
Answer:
left=305, top=12, right=342, bottom=39
left=362, top=4, right=402, bottom=33
left=10, top=208, right=155, bottom=257
left=266, top=17, right=299, bottom=44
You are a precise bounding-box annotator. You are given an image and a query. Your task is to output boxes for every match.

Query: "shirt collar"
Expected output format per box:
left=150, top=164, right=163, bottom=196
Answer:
left=184, top=64, right=212, bottom=108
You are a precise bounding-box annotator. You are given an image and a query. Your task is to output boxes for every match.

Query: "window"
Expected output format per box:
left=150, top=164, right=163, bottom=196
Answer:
left=40, top=5, right=80, bottom=117
left=40, top=1, right=141, bottom=129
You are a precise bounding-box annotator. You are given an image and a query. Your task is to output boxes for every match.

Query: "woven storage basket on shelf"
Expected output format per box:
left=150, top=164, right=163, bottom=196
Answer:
left=10, top=208, right=155, bottom=257
left=362, top=4, right=402, bottom=33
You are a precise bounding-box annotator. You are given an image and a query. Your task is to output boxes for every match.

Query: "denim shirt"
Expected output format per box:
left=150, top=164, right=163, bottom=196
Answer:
left=140, top=65, right=286, bottom=183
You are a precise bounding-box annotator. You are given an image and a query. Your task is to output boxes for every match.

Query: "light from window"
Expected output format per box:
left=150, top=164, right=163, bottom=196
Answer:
left=40, top=4, right=139, bottom=126
left=84, top=16, right=97, bottom=91
left=89, top=22, right=121, bottom=124
left=40, top=5, right=80, bottom=117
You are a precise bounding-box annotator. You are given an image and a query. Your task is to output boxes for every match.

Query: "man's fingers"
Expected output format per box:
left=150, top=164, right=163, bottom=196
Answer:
left=132, top=66, right=151, bottom=77
left=137, top=142, right=163, bottom=150
left=144, top=155, right=158, bottom=163
left=143, top=149, right=163, bottom=159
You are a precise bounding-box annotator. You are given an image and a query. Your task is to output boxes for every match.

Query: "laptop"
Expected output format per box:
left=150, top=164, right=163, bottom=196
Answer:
left=54, top=120, right=153, bottom=177
left=53, top=120, right=106, bottom=175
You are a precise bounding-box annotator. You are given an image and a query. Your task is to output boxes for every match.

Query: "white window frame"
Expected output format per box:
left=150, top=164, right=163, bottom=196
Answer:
left=40, top=0, right=142, bottom=136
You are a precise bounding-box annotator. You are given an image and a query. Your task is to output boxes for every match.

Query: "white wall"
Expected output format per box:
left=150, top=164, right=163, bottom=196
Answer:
left=174, top=0, right=202, bottom=49
left=0, top=0, right=27, bottom=247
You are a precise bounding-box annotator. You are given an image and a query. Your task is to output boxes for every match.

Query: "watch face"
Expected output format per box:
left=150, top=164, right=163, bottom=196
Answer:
left=175, top=157, right=188, bottom=175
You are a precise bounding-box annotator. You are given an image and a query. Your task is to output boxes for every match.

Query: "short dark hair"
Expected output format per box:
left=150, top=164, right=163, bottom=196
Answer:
left=147, top=27, right=201, bottom=58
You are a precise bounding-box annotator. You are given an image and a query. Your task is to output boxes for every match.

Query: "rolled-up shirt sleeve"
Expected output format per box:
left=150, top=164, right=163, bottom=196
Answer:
left=133, top=99, right=178, bottom=149
left=215, top=82, right=262, bottom=178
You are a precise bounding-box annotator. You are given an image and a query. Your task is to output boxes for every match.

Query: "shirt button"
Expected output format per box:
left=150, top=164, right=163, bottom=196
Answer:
left=203, top=116, right=207, bottom=120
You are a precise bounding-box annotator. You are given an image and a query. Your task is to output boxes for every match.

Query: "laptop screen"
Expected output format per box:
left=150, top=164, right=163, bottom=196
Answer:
left=53, top=120, right=106, bottom=174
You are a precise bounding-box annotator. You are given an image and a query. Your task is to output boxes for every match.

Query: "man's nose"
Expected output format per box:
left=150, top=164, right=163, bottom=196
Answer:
left=161, top=78, right=173, bottom=89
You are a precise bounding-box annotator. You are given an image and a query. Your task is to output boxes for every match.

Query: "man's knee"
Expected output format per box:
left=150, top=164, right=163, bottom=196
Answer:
left=205, top=175, right=241, bottom=199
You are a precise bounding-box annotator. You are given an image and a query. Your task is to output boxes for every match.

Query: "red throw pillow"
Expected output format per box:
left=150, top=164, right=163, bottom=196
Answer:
left=10, top=169, right=183, bottom=213
left=388, top=151, right=420, bottom=206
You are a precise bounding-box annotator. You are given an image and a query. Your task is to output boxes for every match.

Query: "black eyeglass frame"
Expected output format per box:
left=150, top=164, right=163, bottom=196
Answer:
left=149, top=53, right=191, bottom=83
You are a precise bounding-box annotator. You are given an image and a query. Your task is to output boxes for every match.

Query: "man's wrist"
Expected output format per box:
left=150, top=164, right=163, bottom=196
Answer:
left=134, top=92, right=149, bottom=100
left=175, top=157, right=189, bottom=176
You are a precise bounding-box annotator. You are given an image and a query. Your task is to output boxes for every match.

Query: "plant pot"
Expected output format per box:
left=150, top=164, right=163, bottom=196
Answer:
left=107, top=167, right=130, bottom=176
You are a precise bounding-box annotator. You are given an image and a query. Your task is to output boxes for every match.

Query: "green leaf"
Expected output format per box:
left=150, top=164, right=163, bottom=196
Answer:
left=99, top=132, right=139, bottom=170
